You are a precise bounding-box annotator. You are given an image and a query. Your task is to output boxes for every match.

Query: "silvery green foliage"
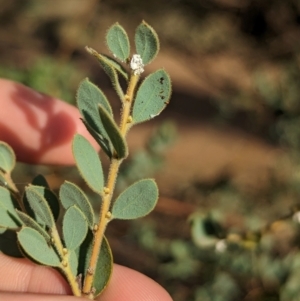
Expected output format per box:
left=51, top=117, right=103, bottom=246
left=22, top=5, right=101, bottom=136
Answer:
left=0, top=21, right=171, bottom=299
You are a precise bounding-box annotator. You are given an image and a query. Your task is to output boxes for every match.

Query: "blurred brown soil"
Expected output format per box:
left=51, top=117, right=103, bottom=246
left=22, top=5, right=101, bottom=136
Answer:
left=127, top=49, right=283, bottom=196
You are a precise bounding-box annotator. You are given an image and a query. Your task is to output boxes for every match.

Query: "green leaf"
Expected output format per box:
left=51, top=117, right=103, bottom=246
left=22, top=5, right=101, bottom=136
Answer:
left=0, top=171, right=17, bottom=193
left=0, top=186, right=21, bottom=228
left=16, top=210, right=50, bottom=241
left=23, top=185, right=59, bottom=226
left=81, top=118, right=113, bottom=158
left=93, top=237, right=113, bottom=296
left=60, top=181, right=94, bottom=228
left=77, top=78, right=113, bottom=117
left=132, top=69, right=171, bottom=124
left=135, top=21, right=160, bottom=65
left=98, top=104, right=128, bottom=159
left=63, top=205, right=88, bottom=250
left=30, top=185, right=60, bottom=221
left=31, top=174, right=49, bottom=188
left=77, top=78, right=114, bottom=157
left=101, top=54, right=129, bottom=80
left=17, top=227, right=61, bottom=267
left=112, top=179, right=158, bottom=220
left=0, top=172, right=7, bottom=186
left=0, top=141, right=16, bottom=173
left=25, top=186, right=55, bottom=228
left=68, top=250, right=78, bottom=276
left=106, top=23, right=130, bottom=62
left=78, top=233, right=113, bottom=297
left=86, top=47, right=125, bottom=100
left=72, top=134, right=104, bottom=194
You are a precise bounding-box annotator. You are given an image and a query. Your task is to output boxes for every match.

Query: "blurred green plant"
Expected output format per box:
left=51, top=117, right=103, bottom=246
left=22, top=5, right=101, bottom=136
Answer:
left=0, top=21, right=172, bottom=299
left=128, top=172, right=300, bottom=301
left=0, top=56, right=82, bottom=103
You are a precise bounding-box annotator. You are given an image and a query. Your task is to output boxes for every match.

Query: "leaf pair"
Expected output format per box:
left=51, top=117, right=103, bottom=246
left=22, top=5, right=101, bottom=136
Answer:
left=16, top=180, right=112, bottom=297
left=104, top=22, right=171, bottom=125
left=17, top=227, right=112, bottom=297
left=17, top=184, right=61, bottom=267
left=60, top=178, right=113, bottom=295
left=77, top=79, right=127, bottom=159
left=106, top=21, right=159, bottom=65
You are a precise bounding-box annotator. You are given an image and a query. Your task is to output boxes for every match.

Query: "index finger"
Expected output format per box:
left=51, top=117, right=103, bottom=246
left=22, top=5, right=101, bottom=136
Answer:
left=0, top=78, right=96, bottom=165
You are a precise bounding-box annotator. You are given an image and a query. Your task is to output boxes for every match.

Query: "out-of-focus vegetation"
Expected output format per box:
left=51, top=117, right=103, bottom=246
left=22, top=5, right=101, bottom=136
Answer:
left=2, top=0, right=300, bottom=300
left=0, top=57, right=82, bottom=103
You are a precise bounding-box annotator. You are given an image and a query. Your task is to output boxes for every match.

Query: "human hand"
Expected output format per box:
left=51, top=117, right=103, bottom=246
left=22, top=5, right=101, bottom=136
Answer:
left=0, top=79, right=173, bottom=301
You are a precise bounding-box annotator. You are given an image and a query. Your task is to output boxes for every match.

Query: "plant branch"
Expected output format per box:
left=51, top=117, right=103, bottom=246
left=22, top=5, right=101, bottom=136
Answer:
left=51, top=228, right=81, bottom=297
left=120, top=74, right=139, bottom=136
left=82, top=72, right=139, bottom=298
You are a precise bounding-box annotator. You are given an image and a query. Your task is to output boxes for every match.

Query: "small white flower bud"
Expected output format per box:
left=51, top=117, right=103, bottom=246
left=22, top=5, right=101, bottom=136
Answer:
left=130, top=54, right=144, bottom=75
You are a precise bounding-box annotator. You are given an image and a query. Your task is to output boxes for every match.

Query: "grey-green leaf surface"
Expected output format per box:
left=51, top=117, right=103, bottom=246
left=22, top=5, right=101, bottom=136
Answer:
left=106, top=23, right=130, bottom=62
left=77, top=78, right=114, bottom=157
left=135, top=21, right=160, bottom=65
left=77, top=78, right=113, bottom=118
left=0, top=172, right=6, bottom=187
left=72, top=134, right=104, bottom=194
left=77, top=232, right=113, bottom=297
left=25, top=186, right=55, bottom=228
left=98, top=104, right=128, bottom=159
left=0, top=186, right=21, bottom=228
left=81, top=118, right=113, bottom=158
left=93, top=237, right=113, bottom=297
left=68, top=250, right=78, bottom=276
left=30, top=185, right=60, bottom=222
left=63, top=205, right=88, bottom=250
left=112, top=179, right=158, bottom=220
left=132, top=69, right=171, bottom=124
left=101, top=54, right=129, bottom=80
left=16, top=210, right=50, bottom=241
left=85, top=47, right=125, bottom=100
left=0, top=142, right=16, bottom=174
left=60, top=181, right=94, bottom=228
left=0, top=172, right=17, bottom=193
left=18, top=227, right=60, bottom=266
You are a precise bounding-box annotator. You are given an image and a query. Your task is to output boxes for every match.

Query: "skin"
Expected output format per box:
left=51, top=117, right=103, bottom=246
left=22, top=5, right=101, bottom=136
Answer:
left=0, top=79, right=173, bottom=301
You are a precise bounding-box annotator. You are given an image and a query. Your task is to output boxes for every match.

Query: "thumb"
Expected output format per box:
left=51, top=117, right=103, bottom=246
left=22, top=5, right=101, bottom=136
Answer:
left=0, top=293, right=77, bottom=301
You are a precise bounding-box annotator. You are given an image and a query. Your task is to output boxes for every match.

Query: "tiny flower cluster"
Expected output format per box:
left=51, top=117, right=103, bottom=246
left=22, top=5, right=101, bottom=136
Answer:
left=130, top=54, right=144, bottom=75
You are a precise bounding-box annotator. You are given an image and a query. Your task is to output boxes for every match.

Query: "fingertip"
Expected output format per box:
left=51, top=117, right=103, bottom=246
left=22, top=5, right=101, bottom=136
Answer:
left=100, top=264, right=173, bottom=301
left=0, top=78, right=98, bottom=165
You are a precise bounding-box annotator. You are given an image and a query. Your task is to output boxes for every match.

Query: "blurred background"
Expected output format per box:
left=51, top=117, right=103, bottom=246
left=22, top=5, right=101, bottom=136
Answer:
left=2, top=1, right=300, bottom=300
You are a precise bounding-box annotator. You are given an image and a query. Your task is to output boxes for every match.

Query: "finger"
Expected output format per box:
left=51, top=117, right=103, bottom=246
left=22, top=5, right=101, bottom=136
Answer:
left=0, top=292, right=77, bottom=301
left=99, top=264, right=172, bottom=301
left=0, top=78, right=97, bottom=165
left=0, top=253, right=71, bottom=294
left=0, top=254, right=172, bottom=301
